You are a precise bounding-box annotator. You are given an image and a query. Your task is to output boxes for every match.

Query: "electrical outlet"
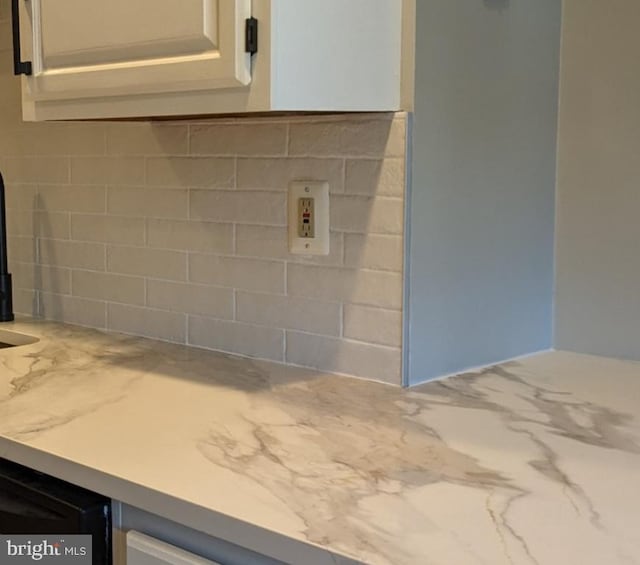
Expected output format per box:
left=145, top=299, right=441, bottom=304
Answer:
left=288, top=181, right=329, bottom=255
left=298, top=198, right=315, bottom=238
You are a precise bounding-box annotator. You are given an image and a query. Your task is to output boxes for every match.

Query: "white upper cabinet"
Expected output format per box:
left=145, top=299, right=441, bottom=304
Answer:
left=14, top=0, right=414, bottom=120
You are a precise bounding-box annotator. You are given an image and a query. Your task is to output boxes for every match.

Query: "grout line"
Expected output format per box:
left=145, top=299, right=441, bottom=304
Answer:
left=178, top=155, right=393, bottom=162
left=286, top=328, right=401, bottom=351
left=143, top=156, right=148, bottom=185
left=283, top=261, right=288, bottom=295
left=282, top=329, right=287, bottom=363
left=233, top=156, right=238, bottom=190
left=232, top=289, right=237, bottom=321
left=285, top=122, right=291, bottom=157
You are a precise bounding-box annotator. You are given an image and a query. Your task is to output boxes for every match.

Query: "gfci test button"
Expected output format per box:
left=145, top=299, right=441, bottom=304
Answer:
left=0, top=536, right=92, bottom=564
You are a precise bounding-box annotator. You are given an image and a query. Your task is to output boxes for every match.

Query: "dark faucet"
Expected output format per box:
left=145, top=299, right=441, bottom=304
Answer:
left=0, top=172, right=14, bottom=322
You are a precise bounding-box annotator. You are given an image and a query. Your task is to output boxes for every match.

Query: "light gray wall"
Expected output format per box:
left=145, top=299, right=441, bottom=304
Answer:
left=555, top=0, right=640, bottom=360
left=406, top=0, right=561, bottom=384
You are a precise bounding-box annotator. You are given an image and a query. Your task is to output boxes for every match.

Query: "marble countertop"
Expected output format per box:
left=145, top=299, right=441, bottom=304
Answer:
left=1, top=319, right=639, bottom=565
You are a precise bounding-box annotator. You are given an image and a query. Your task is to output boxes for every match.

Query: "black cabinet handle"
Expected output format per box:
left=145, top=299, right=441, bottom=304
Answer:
left=11, top=0, right=32, bottom=76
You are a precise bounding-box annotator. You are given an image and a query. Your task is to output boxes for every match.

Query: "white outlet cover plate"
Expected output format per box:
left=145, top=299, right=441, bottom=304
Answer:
left=288, top=180, right=330, bottom=255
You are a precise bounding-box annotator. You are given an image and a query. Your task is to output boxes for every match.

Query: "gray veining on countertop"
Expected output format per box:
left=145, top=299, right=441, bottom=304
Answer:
left=1, top=318, right=639, bottom=564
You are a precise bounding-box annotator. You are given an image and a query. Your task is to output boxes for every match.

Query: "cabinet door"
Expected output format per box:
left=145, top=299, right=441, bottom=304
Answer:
left=22, top=0, right=252, bottom=101
left=126, top=531, right=223, bottom=565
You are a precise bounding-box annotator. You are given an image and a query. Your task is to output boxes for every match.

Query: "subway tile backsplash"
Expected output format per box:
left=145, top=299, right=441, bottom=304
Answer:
left=0, top=26, right=407, bottom=384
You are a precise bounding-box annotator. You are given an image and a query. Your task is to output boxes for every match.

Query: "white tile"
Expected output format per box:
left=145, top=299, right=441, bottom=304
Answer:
left=37, top=186, right=106, bottom=213
left=344, top=305, right=402, bottom=347
left=189, top=254, right=285, bottom=294
left=71, top=215, right=144, bottom=245
left=288, top=264, right=403, bottom=310
left=147, top=219, right=233, bottom=253
left=235, top=225, right=343, bottom=266
left=344, top=234, right=403, bottom=272
left=345, top=158, right=405, bottom=197
left=146, top=157, right=234, bottom=188
left=147, top=280, right=234, bottom=320
left=107, top=124, right=188, bottom=155
left=236, top=157, right=344, bottom=192
left=39, top=239, right=106, bottom=270
left=289, top=116, right=406, bottom=158
left=286, top=331, right=402, bottom=384
left=72, top=270, right=145, bottom=306
left=107, top=187, right=189, bottom=219
left=190, top=190, right=286, bottom=225
left=108, top=304, right=186, bottom=343
left=107, top=246, right=187, bottom=281
left=189, top=316, right=284, bottom=361
left=40, top=293, right=106, bottom=328
left=190, top=123, right=287, bottom=156
left=331, top=195, right=404, bottom=235
left=71, top=156, right=144, bottom=185
left=236, top=292, right=341, bottom=336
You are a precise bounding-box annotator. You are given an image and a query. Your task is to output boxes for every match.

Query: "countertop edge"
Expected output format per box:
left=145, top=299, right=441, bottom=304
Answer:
left=0, top=438, right=360, bottom=565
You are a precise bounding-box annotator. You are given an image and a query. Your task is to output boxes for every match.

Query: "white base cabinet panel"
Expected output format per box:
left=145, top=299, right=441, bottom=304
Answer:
left=127, top=531, right=222, bottom=565
left=112, top=502, right=296, bottom=565
left=112, top=502, right=358, bottom=565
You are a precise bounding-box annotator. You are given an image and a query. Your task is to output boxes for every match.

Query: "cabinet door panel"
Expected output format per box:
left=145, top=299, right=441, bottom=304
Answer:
left=127, top=531, right=223, bottom=565
left=41, top=0, right=219, bottom=68
left=24, top=0, right=251, bottom=100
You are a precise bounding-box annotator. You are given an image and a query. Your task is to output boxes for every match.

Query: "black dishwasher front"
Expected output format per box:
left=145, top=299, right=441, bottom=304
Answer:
left=0, top=458, right=112, bottom=564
